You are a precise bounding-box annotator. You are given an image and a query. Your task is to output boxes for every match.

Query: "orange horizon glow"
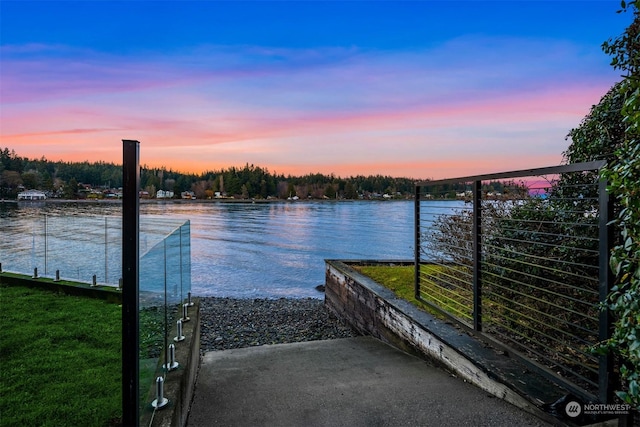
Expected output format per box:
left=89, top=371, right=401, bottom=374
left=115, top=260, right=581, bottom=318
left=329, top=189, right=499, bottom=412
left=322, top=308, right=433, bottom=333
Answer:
left=8, top=144, right=568, bottom=182
left=5, top=80, right=606, bottom=180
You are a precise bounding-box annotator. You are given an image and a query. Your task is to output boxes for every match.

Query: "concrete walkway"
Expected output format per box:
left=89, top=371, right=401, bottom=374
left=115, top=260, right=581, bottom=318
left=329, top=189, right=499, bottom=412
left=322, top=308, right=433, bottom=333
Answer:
left=187, top=336, right=552, bottom=427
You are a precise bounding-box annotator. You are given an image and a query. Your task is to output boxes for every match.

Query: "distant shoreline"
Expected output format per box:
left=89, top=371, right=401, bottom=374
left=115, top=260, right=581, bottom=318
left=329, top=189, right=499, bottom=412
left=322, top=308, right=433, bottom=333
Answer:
left=2, top=197, right=414, bottom=205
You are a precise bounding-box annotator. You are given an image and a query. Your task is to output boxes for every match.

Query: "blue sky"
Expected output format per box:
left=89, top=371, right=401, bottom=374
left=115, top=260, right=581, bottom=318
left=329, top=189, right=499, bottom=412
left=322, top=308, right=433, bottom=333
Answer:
left=1, top=1, right=633, bottom=178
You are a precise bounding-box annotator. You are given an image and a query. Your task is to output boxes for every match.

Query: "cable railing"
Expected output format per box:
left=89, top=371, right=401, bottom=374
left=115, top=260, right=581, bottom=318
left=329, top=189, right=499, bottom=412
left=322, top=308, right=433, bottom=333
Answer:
left=414, top=161, right=613, bottom=403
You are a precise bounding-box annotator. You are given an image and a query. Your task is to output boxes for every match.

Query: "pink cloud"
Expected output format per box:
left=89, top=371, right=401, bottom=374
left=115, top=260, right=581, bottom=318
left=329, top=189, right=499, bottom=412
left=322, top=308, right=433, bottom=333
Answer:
left=1, top=37, right=619, bottom=179
left=4, top=79, right=607, bottom=178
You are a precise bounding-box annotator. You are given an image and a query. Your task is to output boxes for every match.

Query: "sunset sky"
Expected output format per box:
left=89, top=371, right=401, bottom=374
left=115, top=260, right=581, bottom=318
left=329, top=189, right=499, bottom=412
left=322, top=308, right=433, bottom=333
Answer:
left=0, top=1, right=632, bottom=179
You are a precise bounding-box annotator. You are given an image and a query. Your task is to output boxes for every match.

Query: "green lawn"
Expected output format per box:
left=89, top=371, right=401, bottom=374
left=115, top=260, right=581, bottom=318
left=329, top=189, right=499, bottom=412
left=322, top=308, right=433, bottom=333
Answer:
left=1, top=284, right=122, bottom=427
left=353, top=263, right=470, bottom=321
left=353, top=264, right=437, bottom=311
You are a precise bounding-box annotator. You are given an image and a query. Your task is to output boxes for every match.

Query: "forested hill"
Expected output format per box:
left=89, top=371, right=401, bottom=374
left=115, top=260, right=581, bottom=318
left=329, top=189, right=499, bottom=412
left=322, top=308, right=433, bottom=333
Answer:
left=0, top=147, right=421, bottom=200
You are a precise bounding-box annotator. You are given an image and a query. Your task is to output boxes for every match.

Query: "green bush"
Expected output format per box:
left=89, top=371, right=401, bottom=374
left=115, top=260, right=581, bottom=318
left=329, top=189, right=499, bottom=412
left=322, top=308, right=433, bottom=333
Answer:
left=597, top=1, right=640, bottom=409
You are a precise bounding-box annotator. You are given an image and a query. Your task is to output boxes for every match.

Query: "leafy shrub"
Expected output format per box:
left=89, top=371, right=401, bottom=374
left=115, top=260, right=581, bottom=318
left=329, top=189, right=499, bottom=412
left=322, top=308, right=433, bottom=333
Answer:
left=597, top=1, right=640, bottom=409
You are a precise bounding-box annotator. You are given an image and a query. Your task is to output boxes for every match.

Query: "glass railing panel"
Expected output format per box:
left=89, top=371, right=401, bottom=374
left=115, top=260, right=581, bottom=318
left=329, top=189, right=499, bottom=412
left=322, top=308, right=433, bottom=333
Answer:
left=0, top=214, right=124, bottom=285
left=1, top=212, right=191, bottom=420
left=138, top=220, right=191, bottom=419
left=0, top=213, right=46, bottom=276
left=44, top=215, right=122, bottom=284
left=181, top=221, right=192, bottom=300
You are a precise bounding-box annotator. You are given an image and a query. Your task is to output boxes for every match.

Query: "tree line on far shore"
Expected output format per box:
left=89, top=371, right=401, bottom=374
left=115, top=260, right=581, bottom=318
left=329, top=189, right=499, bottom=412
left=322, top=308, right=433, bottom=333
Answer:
left=1, top=148, right=435, bottom=200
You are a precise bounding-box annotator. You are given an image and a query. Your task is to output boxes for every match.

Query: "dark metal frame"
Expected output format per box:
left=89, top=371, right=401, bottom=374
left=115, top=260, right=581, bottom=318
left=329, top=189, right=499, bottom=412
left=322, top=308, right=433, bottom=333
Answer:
left=122, top=140, right=140, bottom=426
left=598, top=175, right=615, bottom=404
left=414, top=160, right=613, bottom=402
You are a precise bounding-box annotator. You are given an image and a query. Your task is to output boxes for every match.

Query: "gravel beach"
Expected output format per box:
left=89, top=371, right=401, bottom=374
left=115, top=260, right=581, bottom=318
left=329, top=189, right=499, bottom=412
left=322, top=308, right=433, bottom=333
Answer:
left=199, top=297, right=360, bottom=354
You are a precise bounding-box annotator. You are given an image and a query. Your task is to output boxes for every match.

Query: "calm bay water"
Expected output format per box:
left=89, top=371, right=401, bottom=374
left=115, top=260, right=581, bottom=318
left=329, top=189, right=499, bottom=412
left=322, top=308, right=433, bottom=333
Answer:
left=0, top=200, right=418, bottom=299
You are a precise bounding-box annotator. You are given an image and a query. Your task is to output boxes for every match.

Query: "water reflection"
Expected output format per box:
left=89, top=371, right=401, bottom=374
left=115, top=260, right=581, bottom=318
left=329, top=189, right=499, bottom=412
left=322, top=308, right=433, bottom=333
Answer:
left=0, top=200, right=448, bottom=298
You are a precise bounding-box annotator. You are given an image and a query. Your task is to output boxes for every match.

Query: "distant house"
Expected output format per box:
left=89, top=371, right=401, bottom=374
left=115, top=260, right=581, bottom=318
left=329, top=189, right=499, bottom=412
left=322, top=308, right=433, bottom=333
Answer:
left=456, top=191, right=473, bottom=199
left=156, top=190, right=174, bottom=199
left=103, top=189, right=120, bottom=199
left=181, top=191, right=196, bottom=200
left=18, top=190, right=47, bottom=201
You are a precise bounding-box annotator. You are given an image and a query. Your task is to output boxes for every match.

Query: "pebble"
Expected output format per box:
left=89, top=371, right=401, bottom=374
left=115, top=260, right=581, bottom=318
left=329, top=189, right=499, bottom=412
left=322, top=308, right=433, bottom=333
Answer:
left=199, top=297, right=359, bottom=354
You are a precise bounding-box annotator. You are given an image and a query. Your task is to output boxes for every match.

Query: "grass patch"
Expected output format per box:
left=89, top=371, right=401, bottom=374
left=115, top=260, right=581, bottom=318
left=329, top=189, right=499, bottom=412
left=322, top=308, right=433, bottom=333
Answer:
left=0, top=283, right=175, bottom=427
left=352, top=264, right=442, bottom=315
left=353, top=263, right=473, bottom=323
left=353, top=264, right=416, bottom=300
left=1, top=284, right=122, bottom=427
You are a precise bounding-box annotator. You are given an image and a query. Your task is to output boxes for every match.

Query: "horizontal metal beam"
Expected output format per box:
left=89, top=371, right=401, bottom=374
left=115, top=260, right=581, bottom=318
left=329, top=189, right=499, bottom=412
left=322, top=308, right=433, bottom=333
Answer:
left=416, top=160, right=606, bottom=187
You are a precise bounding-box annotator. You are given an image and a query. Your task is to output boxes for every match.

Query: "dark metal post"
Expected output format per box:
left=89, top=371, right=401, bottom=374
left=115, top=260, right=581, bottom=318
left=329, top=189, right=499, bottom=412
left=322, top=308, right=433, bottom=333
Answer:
left=414, top=185, right=421, bottom=299
left=122, top=140, right=140, bottom=426
left=472, top=180, right=482, bottom=332
left=598, top=176, right=614, bottom=403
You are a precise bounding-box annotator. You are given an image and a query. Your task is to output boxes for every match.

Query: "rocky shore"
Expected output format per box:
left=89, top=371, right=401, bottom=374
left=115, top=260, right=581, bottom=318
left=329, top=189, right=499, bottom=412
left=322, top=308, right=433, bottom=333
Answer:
left=199, top=297, right=360, bottom=354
